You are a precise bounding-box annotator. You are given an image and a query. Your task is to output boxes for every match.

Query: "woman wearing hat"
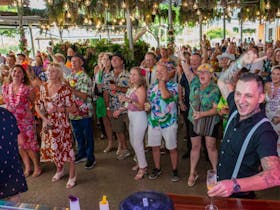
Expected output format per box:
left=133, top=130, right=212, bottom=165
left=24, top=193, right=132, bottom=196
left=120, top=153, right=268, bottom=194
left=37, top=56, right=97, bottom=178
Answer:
left=180, top=58, right=220, bottom=187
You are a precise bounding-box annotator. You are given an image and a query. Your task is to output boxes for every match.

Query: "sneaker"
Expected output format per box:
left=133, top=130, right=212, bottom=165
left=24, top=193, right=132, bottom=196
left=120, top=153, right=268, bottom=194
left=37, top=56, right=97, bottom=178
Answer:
left=171, top=170, right=180, bottom=182
left=75, top=156, right=87, bottom=164
left=148, top=168, right=162, bottom=180
left=117, top=150, right=131, bottom=160
left=85, top=160, right=96, bottom=169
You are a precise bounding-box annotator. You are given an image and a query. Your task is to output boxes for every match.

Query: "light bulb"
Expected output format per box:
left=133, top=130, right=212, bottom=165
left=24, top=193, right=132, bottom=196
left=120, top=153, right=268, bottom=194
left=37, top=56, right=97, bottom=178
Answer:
left=277, top=8, right=280, bottom=17
left=66, top=11, right=71, bottom=18
left=64, top=3, right=69, bottom=10
left=121, top=2, right=126, bottom=9
left=85, top=0, right=91, bottom=6
left=196, top=10, right=201, bottom=15
left=193, top=2, right=198, bottom=10
left=265, top=1, right=270, bottom=10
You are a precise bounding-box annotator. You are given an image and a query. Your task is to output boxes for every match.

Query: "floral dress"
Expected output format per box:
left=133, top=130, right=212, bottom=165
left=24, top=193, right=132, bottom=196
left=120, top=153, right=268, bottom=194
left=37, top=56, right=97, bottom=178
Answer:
left=2, top=83, right=39, bottom=152
left=37, top=84, right=75, bottom=168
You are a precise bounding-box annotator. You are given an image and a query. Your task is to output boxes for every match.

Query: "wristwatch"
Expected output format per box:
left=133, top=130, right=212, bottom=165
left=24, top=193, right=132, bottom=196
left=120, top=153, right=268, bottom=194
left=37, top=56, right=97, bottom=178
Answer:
left=232, top=178, right=241, bottom=193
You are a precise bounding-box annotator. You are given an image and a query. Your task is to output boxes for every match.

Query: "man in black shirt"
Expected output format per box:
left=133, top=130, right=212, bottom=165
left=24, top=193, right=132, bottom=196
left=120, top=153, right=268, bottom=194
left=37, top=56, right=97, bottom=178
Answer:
left=208, top=50, right=280, bottom=198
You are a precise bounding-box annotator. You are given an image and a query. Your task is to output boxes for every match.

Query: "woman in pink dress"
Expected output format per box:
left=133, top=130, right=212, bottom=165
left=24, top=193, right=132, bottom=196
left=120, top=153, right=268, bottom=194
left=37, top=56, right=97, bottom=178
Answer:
left=2, top=64, right=41, bottom=177
left=35, top=63, right=78, bottom=188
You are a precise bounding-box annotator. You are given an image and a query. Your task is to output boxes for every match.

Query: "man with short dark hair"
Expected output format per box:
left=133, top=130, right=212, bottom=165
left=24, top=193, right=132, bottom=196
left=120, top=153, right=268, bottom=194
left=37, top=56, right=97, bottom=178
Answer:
left=103, top=53, right=130, bottom=160
left=67, top=55, right=96, bottom=169
left=208, top=51, right=280, bottom=198
left=140, top=52, right=158, bottom=87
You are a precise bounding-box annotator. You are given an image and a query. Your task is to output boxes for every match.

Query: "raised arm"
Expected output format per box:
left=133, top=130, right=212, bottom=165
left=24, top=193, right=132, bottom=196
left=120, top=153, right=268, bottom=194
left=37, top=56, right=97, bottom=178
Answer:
left=208, top=156, right=280, bottom=197
left=201, top=40, right=209, bottom=64
left=218, top=50, right=267, bottom=99
left=180, top=54, right=195, bottom=83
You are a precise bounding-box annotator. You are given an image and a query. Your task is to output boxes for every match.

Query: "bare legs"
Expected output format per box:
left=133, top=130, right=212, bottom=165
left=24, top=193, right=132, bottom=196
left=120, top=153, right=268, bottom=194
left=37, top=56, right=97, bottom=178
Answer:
left=152, top=146, right=161, bottom=169
left=205, top=136, right=218, bottom=171
left=52, top=161, right=76, bottom=188
left=188, top=136, right=217, bottom=186
left=102, top=116, right=113, bottom=152
left=18, top=135, right=41, bottom=177
left=27, top=150, right=41, bottom=177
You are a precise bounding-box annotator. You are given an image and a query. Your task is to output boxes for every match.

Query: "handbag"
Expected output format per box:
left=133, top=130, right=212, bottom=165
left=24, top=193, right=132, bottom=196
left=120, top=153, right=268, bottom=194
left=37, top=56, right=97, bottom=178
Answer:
left=96, top=96, right=106, bottom=118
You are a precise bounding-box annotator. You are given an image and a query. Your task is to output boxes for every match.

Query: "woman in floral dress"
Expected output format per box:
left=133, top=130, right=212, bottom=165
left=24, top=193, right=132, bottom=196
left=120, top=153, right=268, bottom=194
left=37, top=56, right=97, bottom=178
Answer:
left=2, top=64, right=41, bottom=177
left=35, top=63, right=78, bottom=188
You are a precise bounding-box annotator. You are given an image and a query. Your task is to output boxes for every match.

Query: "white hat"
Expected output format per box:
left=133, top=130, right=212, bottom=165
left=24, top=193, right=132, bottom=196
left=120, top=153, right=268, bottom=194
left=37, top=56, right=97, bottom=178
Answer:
left=274, top=48, right=280, bottom=54
left=217, top=52, right=235, bottom=61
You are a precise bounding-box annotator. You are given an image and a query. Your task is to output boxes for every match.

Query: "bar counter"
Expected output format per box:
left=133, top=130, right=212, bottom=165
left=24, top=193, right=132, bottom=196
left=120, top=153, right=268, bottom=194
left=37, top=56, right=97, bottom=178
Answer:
left=168, top=193, right=280, bottom=210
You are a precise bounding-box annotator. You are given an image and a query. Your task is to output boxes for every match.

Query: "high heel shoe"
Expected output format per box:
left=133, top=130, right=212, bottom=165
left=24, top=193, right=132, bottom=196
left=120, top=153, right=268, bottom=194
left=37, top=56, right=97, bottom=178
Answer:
left=103, top=145, right=113, bottom=153
left=32, top=169, right=43, bottom=177
left=187, top=173, right=199, bottom=187
left=66, top=176, right=77, bottom=189
left=134, top=168, right=147, bottom=180
left=131, top=164, right=139, bottom=171
left=24, top=170, right=32, bottom=177
left=52, top=170, right=65, bottom=182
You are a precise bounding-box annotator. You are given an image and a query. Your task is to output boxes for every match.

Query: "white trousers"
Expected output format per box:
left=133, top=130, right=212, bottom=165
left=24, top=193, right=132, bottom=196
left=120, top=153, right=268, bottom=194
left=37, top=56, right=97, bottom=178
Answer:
left=128, top=111, right=148, bottom=168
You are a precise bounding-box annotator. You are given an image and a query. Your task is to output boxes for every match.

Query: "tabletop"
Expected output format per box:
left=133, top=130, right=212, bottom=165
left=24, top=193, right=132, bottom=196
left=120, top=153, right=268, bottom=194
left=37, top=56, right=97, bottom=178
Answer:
left=168, top=193, right=280, bottom=210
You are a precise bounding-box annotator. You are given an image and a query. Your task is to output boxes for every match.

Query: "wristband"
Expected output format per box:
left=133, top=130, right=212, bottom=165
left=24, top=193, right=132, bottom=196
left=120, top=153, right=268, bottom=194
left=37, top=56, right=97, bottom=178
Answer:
left=236, top=60, right=243, bottom=69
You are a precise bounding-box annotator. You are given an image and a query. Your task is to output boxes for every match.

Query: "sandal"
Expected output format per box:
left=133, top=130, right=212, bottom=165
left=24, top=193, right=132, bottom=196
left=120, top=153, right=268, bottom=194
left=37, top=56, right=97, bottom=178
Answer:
left=24, top=170, right=32, bottom=178
left=131, top=164, right=139, bottom=171
left=103, top=145, right=113, bottom=153
left=134, top=168, right=147, bottom=181
left=66, top=176, right=77, bottom=189
left=187, top=173, right=199, bottom=187
left=32, top=169, right=43, bottom=177
left=52, top=170, right=65, bottom=182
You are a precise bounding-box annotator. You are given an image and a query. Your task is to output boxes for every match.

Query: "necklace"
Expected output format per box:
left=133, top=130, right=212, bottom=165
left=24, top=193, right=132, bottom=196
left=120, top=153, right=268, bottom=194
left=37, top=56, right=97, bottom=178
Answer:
left=8, top=83, right=24, bottom=110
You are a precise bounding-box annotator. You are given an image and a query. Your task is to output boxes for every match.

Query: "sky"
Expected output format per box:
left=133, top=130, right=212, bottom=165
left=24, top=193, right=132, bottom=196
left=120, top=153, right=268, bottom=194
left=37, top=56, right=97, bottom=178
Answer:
left=29, top=0, right=46, bottom=9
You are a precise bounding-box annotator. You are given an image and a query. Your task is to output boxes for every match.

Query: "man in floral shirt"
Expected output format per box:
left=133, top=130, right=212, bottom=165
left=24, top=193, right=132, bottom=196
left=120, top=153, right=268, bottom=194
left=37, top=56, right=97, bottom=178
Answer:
left=67, top=55, right=95, bottom=169
left=146, top=62, right=179, bottom=182
left=103, top=53, right=130, bottom=160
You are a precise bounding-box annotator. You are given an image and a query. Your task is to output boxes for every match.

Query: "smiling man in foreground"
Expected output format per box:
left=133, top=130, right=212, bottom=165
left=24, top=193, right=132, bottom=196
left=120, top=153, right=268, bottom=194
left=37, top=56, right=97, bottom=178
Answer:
left=209, top=50, right=280, bottom=198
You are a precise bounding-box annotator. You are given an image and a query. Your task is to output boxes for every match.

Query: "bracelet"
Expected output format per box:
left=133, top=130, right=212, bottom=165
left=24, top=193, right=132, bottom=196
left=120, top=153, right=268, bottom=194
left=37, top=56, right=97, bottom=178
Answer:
left=236, top=60, right=243, bottom=69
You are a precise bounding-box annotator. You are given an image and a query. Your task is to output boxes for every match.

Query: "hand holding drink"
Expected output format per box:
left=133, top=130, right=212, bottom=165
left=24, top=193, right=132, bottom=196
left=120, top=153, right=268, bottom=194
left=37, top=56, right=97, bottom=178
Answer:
left=206, top=170, right=218, bottom=210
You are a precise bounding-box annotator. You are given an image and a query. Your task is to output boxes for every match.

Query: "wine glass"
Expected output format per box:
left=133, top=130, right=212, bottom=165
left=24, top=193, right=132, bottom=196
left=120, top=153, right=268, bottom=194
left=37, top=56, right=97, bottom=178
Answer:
left=205, top=170, right=218, bottom=210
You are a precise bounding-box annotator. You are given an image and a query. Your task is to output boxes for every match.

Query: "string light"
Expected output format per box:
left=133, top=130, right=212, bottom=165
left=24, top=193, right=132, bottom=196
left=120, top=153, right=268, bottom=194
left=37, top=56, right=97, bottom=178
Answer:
left=265, top=1, right=270, bottom=10
left=66, top=11, right=71, bottom=18
left=193, top=1, right=198, bottom=10
left=121, top=1, right=126, bottom=9
left=85, top=0, right=91, bottom=7
left=64, top=3, right=69, bottom=10
left=276, top=8, right=280, bottom=17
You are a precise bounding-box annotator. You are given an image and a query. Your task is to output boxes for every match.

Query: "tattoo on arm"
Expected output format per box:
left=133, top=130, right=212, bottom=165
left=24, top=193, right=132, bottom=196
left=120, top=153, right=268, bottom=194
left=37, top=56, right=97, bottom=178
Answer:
left=219, top=58, right=241, bottom=84
left=258, top=156, right=280, bottom=188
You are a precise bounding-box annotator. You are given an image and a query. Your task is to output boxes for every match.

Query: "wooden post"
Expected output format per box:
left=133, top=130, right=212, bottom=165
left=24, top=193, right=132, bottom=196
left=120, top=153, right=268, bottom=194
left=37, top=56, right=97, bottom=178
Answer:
left=28, top=25, right=35, bottom=57
left=125, top=6, right=134, bottom=60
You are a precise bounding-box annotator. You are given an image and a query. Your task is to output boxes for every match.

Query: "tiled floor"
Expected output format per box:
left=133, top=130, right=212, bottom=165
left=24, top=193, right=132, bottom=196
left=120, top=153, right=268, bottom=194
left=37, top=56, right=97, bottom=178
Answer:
left=21, top=122, right=280, bottom=210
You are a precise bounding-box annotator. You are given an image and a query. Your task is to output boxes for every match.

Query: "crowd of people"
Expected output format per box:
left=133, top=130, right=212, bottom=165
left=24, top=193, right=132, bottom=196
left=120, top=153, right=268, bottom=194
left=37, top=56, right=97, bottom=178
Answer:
left=0, top=36, right=280, bottom=202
